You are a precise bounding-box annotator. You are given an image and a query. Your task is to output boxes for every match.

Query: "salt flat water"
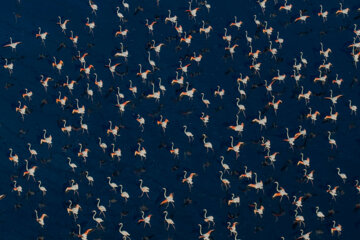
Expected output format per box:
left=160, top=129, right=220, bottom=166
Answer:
left=0, top=0, right=360, bottom=239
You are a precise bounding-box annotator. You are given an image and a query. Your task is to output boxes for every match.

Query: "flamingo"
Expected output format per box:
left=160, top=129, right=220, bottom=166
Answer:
left=328, top=131, right=337, bottom=149
left=116, top=7, right=124, bottom=22
left=8, top=148, right=19, bottom=166
left=85, top=171, right=94, bottom=186
left=134, top=143, right=146, bottom=160
left=202, top=134, right=213, bottom=152
left=163, top=211, right=175, bottom=230
left=96, top=198, right=107, bottom=217
left=239, top=166, right=252, bottom=180
left=248, top=173, right=264, bottom=193
left=35, top=27, right=48, bottom=44
left=119, top=184, right=130, bottom=202
left=38, top=181, right=47, bottom=196
left=77, top=224, right=92, bottom=240
left=272, top=181, right=289, bottom=201
left=65, top=179, right=79, bottom=195
left=138, top=210, right=152, bottom=227
left=219, top=171, right=231, bottom=190
left=139, top=179, right=150, bottom=198
left=67, top=157, right=77, bottom=172
left=160, top=187, right=175, bottom=208
left=228, top=193, right=240, bottom=207
left=315, top=206, right=325, bottom=221
left=198, top=224, right=214, bottom=240
left=165, top=9, right=177, bottom=24
left=349, top=100, right=357, bottom=115
left=336, top=168, right=347, bottom=183
left=23, top=159, right=37, bottom=181
left=92, top=210, right=104, bottom=229
left=253, top=202, right=264, bottom=218
left=107, top=177, right=118, bottom=192
left=118, top=223, right=131, bottom=240
left=34, top=210, right=47, bottom=228
left=182, top=171, right=197, bottom=190
left=57, top=16, right=70, bottom=34
left=183, top=125, right=194, bottom=142
left=3, top=37, right=21, bottom=51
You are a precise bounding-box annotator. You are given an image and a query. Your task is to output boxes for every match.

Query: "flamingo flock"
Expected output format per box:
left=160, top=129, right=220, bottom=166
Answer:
left=1, top=0, right=360, bottom=239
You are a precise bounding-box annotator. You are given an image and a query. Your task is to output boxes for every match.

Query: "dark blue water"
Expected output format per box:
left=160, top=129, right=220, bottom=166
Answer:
left=0, top=0, right=360, bottom=239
